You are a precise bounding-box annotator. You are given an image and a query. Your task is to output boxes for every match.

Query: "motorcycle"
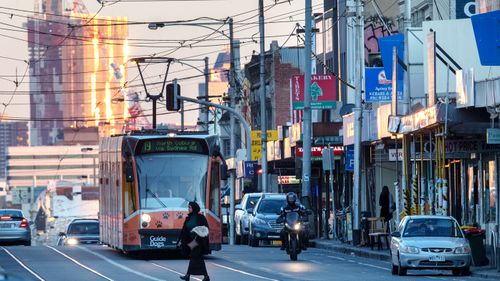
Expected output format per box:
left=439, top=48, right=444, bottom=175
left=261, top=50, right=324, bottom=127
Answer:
left=277, top=211, right=303, bottom=261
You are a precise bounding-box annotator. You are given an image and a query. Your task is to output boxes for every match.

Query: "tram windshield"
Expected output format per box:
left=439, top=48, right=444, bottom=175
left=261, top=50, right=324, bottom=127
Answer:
left=136, top=153, right=208, bottom=209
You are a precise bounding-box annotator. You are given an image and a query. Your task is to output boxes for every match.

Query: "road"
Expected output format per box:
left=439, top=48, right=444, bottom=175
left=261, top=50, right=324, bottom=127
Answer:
left=0, top=244, right=489, bottom=281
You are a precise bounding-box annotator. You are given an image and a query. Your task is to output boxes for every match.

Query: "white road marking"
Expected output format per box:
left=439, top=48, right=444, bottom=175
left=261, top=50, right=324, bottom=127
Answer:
left=150, top=263, right=202, bottom=281
left=356, top=261, right=390, bottom=271
left=1, top=247, right=45, bottom=281
left=46, top=246, right=113, bottom=281
left=310, top=260, right=323, bottom=265
left=327, top=255, right=346, bottom=261
left=75, top=246, right=166, bottom=281
left=210, top=262, right=280, bottom=281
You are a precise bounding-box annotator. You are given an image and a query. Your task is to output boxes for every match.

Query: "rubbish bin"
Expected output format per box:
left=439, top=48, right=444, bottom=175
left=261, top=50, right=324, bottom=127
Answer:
left=462, top=227, right=489, bottom=266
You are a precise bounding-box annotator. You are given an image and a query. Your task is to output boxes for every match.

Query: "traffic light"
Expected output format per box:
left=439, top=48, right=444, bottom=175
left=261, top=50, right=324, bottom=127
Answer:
left=166, top=80, right=181, bottom=111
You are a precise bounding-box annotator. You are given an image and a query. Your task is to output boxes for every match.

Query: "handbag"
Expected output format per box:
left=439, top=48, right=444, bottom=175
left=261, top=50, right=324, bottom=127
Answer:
left=187, top=237, right=199, bottom=250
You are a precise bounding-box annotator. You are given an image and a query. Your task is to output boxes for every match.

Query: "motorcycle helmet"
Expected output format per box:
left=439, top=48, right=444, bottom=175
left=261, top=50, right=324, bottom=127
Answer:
left=286, top=192, right=297, bottom=206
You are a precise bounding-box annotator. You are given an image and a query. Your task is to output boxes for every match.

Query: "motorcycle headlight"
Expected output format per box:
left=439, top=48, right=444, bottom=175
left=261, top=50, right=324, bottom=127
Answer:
left=293, top=223, right=301, bottom=230
left=66, top=238, right=78, bottom=246
left=454, top=246, right=471, bottom=254
left=400, top=245, right=419, bottom=254
left=253, top=218, right=266, bottom=225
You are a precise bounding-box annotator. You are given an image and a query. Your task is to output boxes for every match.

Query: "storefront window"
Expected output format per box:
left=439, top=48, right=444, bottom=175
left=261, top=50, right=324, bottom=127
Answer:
left=487, top=161, right=497, bottom=223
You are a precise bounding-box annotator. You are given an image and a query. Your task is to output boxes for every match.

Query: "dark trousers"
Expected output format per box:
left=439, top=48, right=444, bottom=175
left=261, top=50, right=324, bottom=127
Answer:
left=187, top=245, right=208, bottom=276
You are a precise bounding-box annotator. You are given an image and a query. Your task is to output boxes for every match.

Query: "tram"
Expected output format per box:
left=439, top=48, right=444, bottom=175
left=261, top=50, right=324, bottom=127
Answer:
left=99, top=131, right=226, bottom=253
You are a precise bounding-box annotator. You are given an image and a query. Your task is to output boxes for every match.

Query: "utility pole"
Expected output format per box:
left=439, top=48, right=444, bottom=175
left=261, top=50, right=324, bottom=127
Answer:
left=204, top=57, right=210, bottom=132
left=401, top=0, right=412, bottom=220
left=302, top=0, right=312, bottom=206
left=258, top=0, right=268, bottom=192
left=228, top=17, right=236, bottom=246
left=352, top=0, right=364, bottom=244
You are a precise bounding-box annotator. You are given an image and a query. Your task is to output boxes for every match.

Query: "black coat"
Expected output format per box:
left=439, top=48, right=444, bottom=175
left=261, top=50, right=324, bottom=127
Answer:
left=379, top=192, right=394, bottom=221
left=178, top=213, right=210, bottom=256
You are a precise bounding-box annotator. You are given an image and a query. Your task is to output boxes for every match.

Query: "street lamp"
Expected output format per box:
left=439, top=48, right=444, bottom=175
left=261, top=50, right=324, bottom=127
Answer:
left=81, top=147, right=97, bottom=187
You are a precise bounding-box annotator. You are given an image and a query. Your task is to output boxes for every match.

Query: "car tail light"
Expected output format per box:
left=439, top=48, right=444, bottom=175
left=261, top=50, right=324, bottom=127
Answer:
left=19, top=218, right=28, bottom=228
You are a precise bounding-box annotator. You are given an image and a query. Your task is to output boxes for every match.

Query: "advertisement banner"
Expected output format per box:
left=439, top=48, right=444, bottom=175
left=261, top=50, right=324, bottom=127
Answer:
left=345, top=146, right=354, bottom=172
left=292, top=75, right=337, bottom=109
left=365, top=67, right=403, bottom=102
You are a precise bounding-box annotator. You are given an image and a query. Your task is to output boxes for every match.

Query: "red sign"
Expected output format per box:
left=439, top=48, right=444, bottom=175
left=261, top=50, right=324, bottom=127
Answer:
left=295, top=146, right=343, bottom=158
left=292, top=75, right=337, bottom=110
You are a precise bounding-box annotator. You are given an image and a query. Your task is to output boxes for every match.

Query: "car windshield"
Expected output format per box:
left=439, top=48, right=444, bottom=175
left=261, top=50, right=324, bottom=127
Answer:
left=257, top=199, right=285, bottom=214
left=403, top=218, right=463, bottom=238
left=136, top=153, right=208, bottom=209
left=67, top=222, right=99, bottom=235
left=0, top=210, right=22, bottom=218
left=246, top=197, right=260, bottom=212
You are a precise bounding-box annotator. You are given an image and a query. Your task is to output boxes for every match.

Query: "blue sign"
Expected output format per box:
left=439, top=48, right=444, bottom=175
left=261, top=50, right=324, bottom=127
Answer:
left=345, top=146, right=354, bottom=172
left=365, top=67, right=403, bottom=102
left=244, top=161, right=257, bottom=178
left=471, top=10, right=500, bottom=66
left=378, top=34, right=405, bottom=81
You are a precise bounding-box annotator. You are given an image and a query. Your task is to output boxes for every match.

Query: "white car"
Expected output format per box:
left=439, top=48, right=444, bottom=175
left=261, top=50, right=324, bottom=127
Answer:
left=390, top=215, right=471, bottom=276
left=234, top=193, right=266, bottom=245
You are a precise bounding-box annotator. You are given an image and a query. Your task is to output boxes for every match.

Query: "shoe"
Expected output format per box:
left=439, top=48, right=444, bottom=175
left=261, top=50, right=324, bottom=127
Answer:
left=179, top=275, right=189, bottom=281
left=202, top=276, right=210, bottom=281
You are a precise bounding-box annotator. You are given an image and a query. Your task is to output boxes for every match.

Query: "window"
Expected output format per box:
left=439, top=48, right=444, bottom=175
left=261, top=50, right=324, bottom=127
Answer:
left=487, top=161, right=497, bottom=223
left=123, top=159, right=136, bottom=217
left=209, top=160, right=220, bottom=216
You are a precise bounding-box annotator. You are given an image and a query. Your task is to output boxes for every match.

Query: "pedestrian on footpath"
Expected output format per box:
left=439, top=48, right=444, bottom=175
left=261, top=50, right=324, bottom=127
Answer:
left=178, top=201, right=210, bottom=281
left=379, top=186, right=395, bottom=232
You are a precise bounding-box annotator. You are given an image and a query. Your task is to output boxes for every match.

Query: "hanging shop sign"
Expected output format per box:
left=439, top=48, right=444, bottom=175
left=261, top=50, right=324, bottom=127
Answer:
left=399, top=104, right=439, bottom=134
left=277, top=175, right=301, bottom=185
left=345, top=146, right=354, bottom=171
left=292, top=75, right=337, bottom=110
left=487, top=128, right=500, bottom=144
left=388, top=149, right=403, bottom=161
left=290, top=122, right=302, bottom=145
left=295, top=146, right=343, bottom=158
left=365, top=67, right=403, bottom=102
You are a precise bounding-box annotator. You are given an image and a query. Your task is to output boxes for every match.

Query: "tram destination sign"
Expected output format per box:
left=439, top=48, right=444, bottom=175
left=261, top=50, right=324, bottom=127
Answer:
left=138, top=139, right=208, bottom=154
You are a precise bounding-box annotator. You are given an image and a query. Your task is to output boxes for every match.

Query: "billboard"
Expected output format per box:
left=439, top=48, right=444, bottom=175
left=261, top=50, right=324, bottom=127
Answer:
left=365, top=67, right=403, bottom=102
left=292, top=75, right=337, bottom=110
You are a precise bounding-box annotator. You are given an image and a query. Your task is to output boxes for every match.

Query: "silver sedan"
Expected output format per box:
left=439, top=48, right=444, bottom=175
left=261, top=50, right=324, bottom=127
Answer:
left=0, top=209, right=31, bottom=246
left=390, top=215, right=471, bottom=276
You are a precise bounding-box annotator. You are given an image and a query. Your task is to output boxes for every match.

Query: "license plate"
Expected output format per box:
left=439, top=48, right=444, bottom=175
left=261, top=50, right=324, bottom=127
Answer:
left=429, top=255, right=445, bottom=262
left=0, top=223, right=13, bottom=228
left=271, top=240, right=282, bottom=246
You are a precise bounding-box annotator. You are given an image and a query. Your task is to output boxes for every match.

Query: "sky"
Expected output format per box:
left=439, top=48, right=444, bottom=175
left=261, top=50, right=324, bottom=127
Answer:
left=0, top=0, right=322, bottom=127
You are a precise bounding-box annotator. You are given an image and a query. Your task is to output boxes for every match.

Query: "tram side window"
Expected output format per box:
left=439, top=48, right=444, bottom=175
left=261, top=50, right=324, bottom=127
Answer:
left=123, top=161, right=136, bottom=217
left=209, top=160, right=220, bottom=216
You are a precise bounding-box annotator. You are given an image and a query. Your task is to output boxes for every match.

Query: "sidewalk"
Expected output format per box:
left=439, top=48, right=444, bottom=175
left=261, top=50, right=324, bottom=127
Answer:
left=312, top=239, right=500, bottom=280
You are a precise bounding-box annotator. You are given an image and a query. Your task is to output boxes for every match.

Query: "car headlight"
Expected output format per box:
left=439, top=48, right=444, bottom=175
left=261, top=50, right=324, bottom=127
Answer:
left=400, top=245, right=419, bottom=254
left=293, top=223, right=301, bottom=230
left=454, top=246, right=471, bottom=254
left=253, top=218, right=266, bottom=225
left=66, top=238, right=78, bottom=246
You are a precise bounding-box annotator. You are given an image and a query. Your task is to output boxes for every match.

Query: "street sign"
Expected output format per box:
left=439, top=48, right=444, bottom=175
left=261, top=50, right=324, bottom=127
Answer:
left=251, top=145, right=261, bottom=161
left=244, top=161, right=257, bottom=178
left=251, top=130, right=278, bottom=145
left=345, top=146, right=354, bottom=171
left=388, top=149, right=403, bottom=161
left=277, top=176, right=301, bottom=185
left=292, top=75, right=337, bottom=109
left=322, top=148, right=334, bottom=171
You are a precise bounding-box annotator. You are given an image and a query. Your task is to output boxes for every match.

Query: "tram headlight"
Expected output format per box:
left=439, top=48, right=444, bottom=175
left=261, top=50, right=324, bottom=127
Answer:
left=141, top=213, right=151, bottom=223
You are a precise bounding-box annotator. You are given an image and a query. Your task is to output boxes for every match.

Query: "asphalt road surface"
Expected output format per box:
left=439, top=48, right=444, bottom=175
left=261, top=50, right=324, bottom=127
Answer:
left=0, top=244, right=490, bottom=281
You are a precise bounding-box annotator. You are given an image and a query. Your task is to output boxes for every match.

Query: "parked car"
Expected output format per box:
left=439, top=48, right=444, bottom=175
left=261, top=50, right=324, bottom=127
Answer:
left=57, top=219, right=100, bottom=246
left=390, top=215, right=471, bottom=276
left=0, top=209, right=31, bottom=246
left=248, top=194, right=286, bottom=247
left=235, top=193, right=268, bottom=245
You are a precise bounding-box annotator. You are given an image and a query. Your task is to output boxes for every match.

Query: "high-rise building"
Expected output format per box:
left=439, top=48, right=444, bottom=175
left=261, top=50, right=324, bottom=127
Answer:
left=28, top=0, right=66, bottom=145
left=62, top=13, right=129, bottom=137
left=0, top=122, right=29, bottom=179
left=28, top=0, right=129, bottom=145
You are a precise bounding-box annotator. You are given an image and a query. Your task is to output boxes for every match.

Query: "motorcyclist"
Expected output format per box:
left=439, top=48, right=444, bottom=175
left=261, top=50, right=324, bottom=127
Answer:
left=279, top=192, right=308, bottom=251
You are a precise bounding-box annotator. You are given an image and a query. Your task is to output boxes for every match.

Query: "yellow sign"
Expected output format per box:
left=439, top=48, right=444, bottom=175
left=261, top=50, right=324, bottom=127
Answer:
left=251, top=130, right=278, bottom=142
left=251, top=145, right=261, bottom=161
